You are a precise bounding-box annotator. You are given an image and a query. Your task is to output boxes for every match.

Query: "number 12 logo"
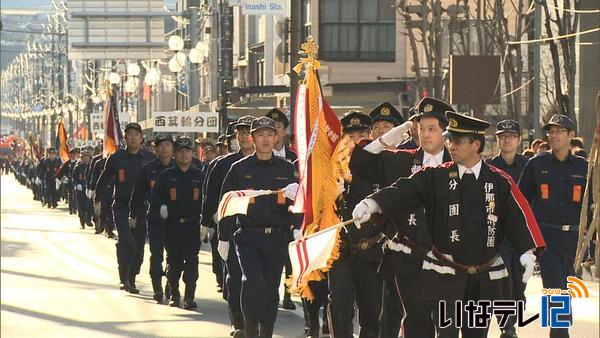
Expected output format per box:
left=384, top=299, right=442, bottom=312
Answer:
left=541, top=295, right=571, bottom=328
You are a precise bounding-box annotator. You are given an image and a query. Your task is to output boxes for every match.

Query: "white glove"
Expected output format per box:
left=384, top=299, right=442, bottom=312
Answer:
left=218, top=240, right=230, bottom=261
left=283, top=182, right=299, bottom=200
left=76, top=184, right=83, bottom=191
left=160, top=205, right=168, bottom=219
left=55, top=178, right=61, bottom=190
left=351, top=198, right=381, bottom=229
left=128, top=217, right=137, bottom=229
left=93, top=202, right=101, bottom=217
left=35, top=178, right=41, bottom=185
left=89, top=190, right=96, bottom=201
left=336, top=178, right=345, bottom=195
left=519, top=250, right=536, bottom=283
left=364, top=121, right=412, bottom=154
left=200, top=225, right=209, bottom=241
left=62, top=177, right=68, bottom=184
left=293, top=229, right=302, bottom=241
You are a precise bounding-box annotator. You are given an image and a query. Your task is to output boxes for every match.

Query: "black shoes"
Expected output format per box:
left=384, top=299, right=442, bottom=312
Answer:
left=169, top=296, right=181, bottom=307
left=281, top=297, right=296, bottom=310
left=153, top=293, right=164, bottom=304
left=183, top=298, right=197, bottom=310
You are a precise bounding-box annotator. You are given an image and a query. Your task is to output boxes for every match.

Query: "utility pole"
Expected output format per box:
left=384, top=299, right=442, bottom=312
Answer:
left=289, top=0, right=301, bottom=133
left=532, top=0, right=541, bottom=140
left=188, top=7, right=200, bottom=108
left=219, top=0, right=233, bottom=130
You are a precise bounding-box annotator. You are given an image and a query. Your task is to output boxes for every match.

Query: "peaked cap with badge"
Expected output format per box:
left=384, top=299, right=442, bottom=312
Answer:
left=542, top=114, right=575, bottom=132
left=369, top=101, right=405, bottom=126
left=174, top=136, right=194, bottom=150
left=443, top=111, right=490, bottom=139
left=495, top=119, right=520, bottom=135
left=251, top=116, right=277, bottom=133
left=341, top=110, right=373, bottom=132
left=265, top=108, right=289, bottom=129
left=414, top=97, right=455, bottom=126
left=236, top=115, right=255, bottom=129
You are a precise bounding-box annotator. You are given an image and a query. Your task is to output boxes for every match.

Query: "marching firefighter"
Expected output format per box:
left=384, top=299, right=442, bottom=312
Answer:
left=130, top=134, right=174, bottom=303
left=352, top=111, right=546, bottom=337
left=518, top=114, right=590, bottom=338
left=95, top=122, right=156, bottom=293
left=40, top=148, right=61, bottom=208
left=265, top=107, right=298, bottom=311
left=72, top=151, right=94, bottom=229
left=218, top=116, right=300, bottom=338
left=487, top=119, right=529, bottom=338
left=150, top=136, right=204, bottom=309
left=202, top=116, right=256, bottom=335
left=328, top=110, right=383, bottom=338
left=350, top=97, right=453, bottom=337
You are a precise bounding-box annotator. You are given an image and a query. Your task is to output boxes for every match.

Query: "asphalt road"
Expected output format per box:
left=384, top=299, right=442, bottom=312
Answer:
left=1, top=174, right=598, bottom=337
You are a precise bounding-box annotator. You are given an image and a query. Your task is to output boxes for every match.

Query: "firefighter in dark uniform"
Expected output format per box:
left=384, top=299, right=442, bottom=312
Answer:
left=351, top=97, right=453, bottom=338
left=486, top=119, right=529, bottom=338
left=329, top=111, right=384, bottom=338
left=518, top=114, right=589, bottom=338
left=367, top=101, right=407, bottom=338
left=218, top=116, right=300, bottom=338
left=87, top=143, right=103, bottom=229
left=73, top=151, right=94, bottom=229
left=216, top=134, right=229, bottom=156
left=353, top=111, right=546, bottom=337
left=150, top=136, right=204, bottom=309
left=265, top=107, right=299, bottom=311
left=96, top=122, right=156, bottom=293
left=202, top=116, right=256, bottom=335
left=90, top=149, right=116, bottom=237
left=202, top=122, right=237, bottom=294
left=130, top=134, right=174, bottom=303
left=41, top=148, right=61, bottom=208
left=55, top=147, right=80, bottom=214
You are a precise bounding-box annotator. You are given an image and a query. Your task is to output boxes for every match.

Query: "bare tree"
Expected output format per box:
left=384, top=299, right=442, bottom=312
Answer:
left=398, top=0, right=531, bottom=122
left=540, top=0, right=582, bottom=124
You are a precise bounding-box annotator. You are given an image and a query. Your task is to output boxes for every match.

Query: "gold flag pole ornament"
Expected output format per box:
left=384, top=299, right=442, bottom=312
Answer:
left=288, top=36, right=347, bottom=300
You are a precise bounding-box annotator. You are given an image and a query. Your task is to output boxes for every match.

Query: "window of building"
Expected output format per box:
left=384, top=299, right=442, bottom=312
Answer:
left=320, top=0, right=395, bottom=62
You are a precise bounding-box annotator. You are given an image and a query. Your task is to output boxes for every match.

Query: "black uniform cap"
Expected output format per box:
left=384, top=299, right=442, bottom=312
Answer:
left=542, top=114, right=575, bottom=132
left=495, top=119, right=520, bottom=135
left=154, top=134, right=174, bottom=146
left=369, top=102, right=405, bottom=126
left=443, top=111, right=490, bottom=139
left=124, top=122, right=142, bottom=133
left=216, top=134, right=227, bottom=145
left=414, top=97, right=454, bottom=126
left=251, top=116, right=277, bottom=133
left=226, top=122, right=237, bottom=138
left=236, top=115, right=255, bottom=129
left=174, top=136, right=194, bottom=150
left=341, top=111, right=373, bottom=132
left=265, top=108, right=289, bottom=129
